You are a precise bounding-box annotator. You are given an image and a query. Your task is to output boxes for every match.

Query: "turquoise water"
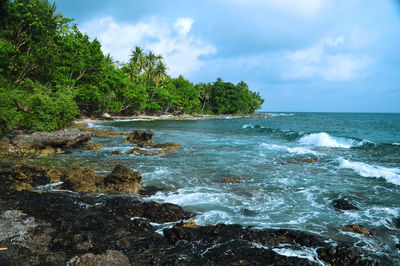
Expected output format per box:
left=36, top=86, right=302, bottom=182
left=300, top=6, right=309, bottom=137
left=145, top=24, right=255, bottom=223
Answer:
left=43, top=113, right=400, bottom=263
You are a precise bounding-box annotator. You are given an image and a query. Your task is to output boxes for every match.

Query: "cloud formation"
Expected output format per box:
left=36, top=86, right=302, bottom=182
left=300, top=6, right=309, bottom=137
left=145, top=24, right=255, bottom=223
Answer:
left=282, top=36, right=371, bottom=81
left=81, top=17, right=216, bottom=77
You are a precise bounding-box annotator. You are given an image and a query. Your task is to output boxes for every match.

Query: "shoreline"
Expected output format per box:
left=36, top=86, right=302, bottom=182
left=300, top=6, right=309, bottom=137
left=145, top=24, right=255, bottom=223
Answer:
left=0, top=115, right=386, bottom=265
left=74, top=113, right=274, bottom=123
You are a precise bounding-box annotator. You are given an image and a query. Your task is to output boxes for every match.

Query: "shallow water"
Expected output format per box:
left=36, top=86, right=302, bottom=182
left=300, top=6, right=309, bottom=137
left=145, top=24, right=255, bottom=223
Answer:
left=35, top=112, right=400, bottom=263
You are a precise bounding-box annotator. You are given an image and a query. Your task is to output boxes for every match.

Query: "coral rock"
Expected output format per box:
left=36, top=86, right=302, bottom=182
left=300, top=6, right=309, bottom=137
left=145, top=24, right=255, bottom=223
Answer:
left=339, top=224, right=371, bottom=236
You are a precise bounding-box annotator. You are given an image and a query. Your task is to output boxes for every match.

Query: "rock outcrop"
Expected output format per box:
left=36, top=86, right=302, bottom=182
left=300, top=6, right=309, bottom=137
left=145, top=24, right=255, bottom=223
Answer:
left=332, top=198, right=359, bottom=211
left=0, top=164, right=143, bottom=194
left=102, top=165, right=142, bottom=194
left=126, top=130, right=153, bottom=147
left=10, top=128, right=91, bottom=149
left=0, top=128, right=91, bottom=159
left=339, top=224, right=371, bottom=236
left=0, top=187, right=379, bottom=266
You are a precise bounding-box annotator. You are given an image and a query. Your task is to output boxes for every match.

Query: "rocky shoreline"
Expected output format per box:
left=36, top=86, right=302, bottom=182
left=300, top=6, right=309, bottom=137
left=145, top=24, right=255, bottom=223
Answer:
left=0, top=122, right=385, bottom=265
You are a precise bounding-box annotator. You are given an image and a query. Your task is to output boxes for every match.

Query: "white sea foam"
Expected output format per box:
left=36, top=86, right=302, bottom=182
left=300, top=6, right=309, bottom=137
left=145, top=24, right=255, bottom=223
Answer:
left=299, top=132, right=361, bottom=148
left=242, top=124, right=256, bottom=129
left=393, top=143, right=400, bottom=146
left=339, top=159, right=400, bottom=186
left=261, top=143, right=318, bottom=155
left=270, top=113, right=295, bottom=117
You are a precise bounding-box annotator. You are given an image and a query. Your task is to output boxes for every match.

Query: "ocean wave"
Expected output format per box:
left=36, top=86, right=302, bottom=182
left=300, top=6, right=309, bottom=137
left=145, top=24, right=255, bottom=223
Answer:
left=393, top=143, right=400, bottom=146
left=298, top=132, right=363, bottom=148
left=261, top=143, right=318, bottom=155
left=339, top=159, right=400, bottom=186
left=270, top=113, right=295, bottom=117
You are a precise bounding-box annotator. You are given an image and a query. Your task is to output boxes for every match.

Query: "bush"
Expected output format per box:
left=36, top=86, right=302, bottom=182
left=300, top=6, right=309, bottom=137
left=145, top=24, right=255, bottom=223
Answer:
left=0, top=80, right=78, bottom=134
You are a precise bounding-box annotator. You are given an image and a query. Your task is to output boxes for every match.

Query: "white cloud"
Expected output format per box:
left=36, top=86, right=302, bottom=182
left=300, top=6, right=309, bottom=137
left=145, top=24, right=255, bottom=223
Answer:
left=173, top=18, right=194, bottom=37
left=221, top=0, right=333, bottom=17
left=282, top=35, right=371, bottom=81
left=81, top=17, right=216, bottom=77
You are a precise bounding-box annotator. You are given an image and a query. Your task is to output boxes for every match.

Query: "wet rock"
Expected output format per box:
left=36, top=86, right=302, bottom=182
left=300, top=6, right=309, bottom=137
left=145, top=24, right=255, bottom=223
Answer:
left=126, top=130, right=153, bottom=147
left=61, top=166, right=104, bottom=193
left=102, top=165, right=142, bottom=194
left=0, top=164, right=61, bottom=190
left=126, top=147, right=166, bottom=156
left=287, top=157, right=318, bottom=164
left=332, top=198, right=359, bottom=211
left=72, top=123, right=129, bottom=138
left=111, top=150, right=123, bottom=155
left=394, top=217, right=400, bottom=229
left=183, top=220, right=199, bottom=228
left=317, top=245, right=379, bottom=266
left=67, top=250, right=131, bottom=266
left=396, top=243, right=400, bottom=250
left=339, top=224, right=371, bottom=236
left=0, top=187, right=380, bottom=266
left=10, top=128, right=91, bottom=149
left=222, top=177, right=241, bottom=184
left=56, top=147, right=64, bottom=154
left=36, top=146, right=55, bottom=156
left=152, top=143, right=183, bottom=152
left=83, top=143, right=104, bottom=151
left=139, top=185, right=164, bottom=196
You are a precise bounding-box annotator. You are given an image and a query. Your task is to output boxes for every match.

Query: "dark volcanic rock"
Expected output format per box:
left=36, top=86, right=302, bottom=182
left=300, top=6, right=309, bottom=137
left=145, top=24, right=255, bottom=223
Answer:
left=317, top=245, right=379, bottom=266
left=332, top=198, right=359, bottom=211
left=394, top=217, right=400, bottom=229
left=10, top=128, right=91, bottom=149
left=126, top=130, right=153, bottom=147
left=0, top=187, right=381, bottom=266
left=67, top=250, right=131, bottom=265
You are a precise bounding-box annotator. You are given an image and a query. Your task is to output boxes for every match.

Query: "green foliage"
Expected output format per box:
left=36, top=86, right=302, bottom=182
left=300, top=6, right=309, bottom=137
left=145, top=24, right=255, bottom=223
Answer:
left=0, top=0, right=264, bottom=136
left=0, top=80, right=78, bottom=134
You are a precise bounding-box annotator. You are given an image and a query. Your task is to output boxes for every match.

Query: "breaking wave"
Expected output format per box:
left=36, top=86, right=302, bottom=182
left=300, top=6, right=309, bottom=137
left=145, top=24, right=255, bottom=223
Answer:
left=298, top=132, right=364, bottom=148
left=339, top=159, right=400, bottom=186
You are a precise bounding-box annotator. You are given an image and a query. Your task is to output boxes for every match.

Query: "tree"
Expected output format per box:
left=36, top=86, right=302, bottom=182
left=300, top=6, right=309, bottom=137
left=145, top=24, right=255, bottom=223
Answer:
left=128, top=46, right=145, bottom=82
left=153, top=61, right=168, bottom=88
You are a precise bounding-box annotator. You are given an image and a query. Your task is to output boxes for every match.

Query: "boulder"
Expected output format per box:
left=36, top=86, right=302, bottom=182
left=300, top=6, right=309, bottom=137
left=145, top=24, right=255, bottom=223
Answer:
left=126, top=147, right=165, bottom=156
left=111, top=150, right=123, bottom=155
left=152, top=143, right=183, bottom=152
left=102, top=165, right=142, bottom=194
left=61, top=166, right=103, bottom=193
left=126, top=130, right=153, bottom=147
left=83, top=143, right=104, bottom=151
left=332, top=198, right=359, bottom=211
left=10, top=128, right=91, bottom=149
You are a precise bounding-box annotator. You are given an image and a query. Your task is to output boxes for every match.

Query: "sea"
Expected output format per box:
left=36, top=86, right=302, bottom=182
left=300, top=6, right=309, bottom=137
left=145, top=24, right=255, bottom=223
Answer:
left=37, top=112, right=400, bottom=264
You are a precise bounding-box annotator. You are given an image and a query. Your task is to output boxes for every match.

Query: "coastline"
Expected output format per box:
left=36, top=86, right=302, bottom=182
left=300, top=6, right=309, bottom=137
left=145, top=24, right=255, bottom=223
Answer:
left=0, top=114, right=387, bottom=265
left=74, top=113, right=274, bottom=123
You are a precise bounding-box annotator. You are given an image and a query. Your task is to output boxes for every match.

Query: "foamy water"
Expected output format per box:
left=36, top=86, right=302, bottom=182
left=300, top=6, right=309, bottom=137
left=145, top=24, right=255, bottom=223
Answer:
left=37, top=112, right=400, bottom=264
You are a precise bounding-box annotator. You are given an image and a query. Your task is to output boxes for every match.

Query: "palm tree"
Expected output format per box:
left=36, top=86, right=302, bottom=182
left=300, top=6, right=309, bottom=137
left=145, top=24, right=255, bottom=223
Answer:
left=130, top=46, right=145, bottom=73
left=237, top=81, right=248, bottom=90
left=153, top=61, right=168, bottom=88
left=144, top=51, right=157, bottom=77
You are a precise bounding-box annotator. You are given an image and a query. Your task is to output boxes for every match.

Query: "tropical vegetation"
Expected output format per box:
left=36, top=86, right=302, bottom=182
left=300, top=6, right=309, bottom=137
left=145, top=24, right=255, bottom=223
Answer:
left=0, top=0, right=264, bottom=135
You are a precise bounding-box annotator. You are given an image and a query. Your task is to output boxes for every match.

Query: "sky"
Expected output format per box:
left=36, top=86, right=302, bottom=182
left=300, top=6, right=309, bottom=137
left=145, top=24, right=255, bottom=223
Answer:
left=53, top=0, right=400, bottom=112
